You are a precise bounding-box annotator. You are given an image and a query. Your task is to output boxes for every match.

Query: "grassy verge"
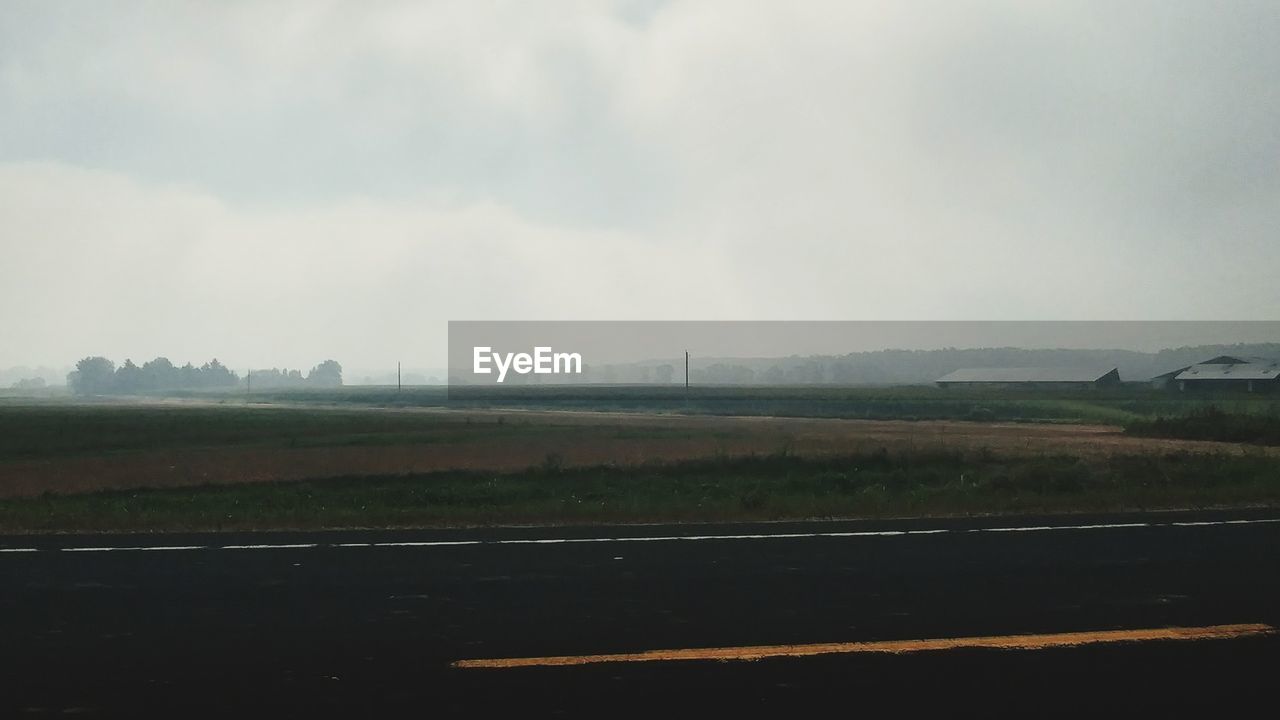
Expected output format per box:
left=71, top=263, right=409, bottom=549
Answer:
left=1126, top=406, right=1280, bottom=446
left=3, top=449, right=1277, bottom=533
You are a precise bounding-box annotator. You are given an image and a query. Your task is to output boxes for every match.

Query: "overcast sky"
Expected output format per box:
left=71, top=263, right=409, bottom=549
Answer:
left=2, top=1, right=1278, bottom=370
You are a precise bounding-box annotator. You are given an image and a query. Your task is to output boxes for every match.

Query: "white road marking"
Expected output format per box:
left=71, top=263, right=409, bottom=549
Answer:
left=978, top=522, right=1150, bottom=533
left=369, top=541, right=482, bottom=547
left=1172, top=518, right=1280, bottom=527
left=60, top=545, right=206, bottom=552
left=222, top=543, right=317, bottom=550
left=1, top=517, right=1277, bottom=554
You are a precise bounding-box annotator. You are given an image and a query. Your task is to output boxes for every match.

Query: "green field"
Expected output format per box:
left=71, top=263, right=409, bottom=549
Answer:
left=2, top=448, right=1277, bottom=533
left=3, top=387, right=1279, bottom=532
left=100, top=383, right=1280, bottom=424
left=1125, top=406, right=1280, bottom=445
left=5, top=386, right=1278, bottom=465
left=0, top=402, right=617, bottom=462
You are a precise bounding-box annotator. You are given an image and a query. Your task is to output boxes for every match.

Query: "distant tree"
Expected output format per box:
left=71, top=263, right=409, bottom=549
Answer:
left=67, top=356, right=116, bottom=395
left=762, top=365, right=784, bottom=384
left=10, top=377, right=46, bottom=390
left=787, top=360, right=824, bottom=384
left=179, top=362, right=199, bottom=388
left=244, top=367, right=309, bottom=389
left=703, top=363, right=754, bottom=384
left=142, top=357, right=176, bottom=390
left=198, top=359, right=238, bottom=388
left=67, top=355, right=239, bottom=394
left=116, top=359, right=143, bottom=392
left=308, top=360, right=343, bottom=387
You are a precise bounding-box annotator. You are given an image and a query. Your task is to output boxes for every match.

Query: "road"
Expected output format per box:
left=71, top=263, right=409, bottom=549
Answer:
left=3, top=510, right=1279, bottom=716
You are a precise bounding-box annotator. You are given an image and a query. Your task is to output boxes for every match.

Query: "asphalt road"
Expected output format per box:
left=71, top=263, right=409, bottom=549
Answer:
left=3, top=509, right=1279, bottom=717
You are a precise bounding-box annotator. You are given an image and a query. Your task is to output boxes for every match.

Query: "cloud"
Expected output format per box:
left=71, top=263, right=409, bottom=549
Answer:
left=0, top=161, right=741, bottom=367
left=2, top=1, right=1279, bottom=367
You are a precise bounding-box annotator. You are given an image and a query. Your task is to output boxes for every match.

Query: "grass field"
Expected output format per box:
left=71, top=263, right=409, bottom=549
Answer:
left=2, top=448, right=1276, bottom=533
left=0, top=401, right=621, bottom=462
left=130, top=384, right=1280, bottom=424
left=2, top=387, right=1278, bottom=531
left=1125, top=406, right=1280, bottom=446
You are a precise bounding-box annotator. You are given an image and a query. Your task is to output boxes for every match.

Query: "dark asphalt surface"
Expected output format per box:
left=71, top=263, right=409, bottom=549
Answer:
left=3, top=509, right=1279, bottom=717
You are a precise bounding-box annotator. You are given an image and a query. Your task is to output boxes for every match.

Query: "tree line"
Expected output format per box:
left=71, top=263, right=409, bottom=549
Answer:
left=246, top=360, right=342, bottom=389
left=67, top=357, right=342, bottom=394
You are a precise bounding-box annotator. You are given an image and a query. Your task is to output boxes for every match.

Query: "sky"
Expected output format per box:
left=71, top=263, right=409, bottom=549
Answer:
left=2, top=1, right=1279, bottom=372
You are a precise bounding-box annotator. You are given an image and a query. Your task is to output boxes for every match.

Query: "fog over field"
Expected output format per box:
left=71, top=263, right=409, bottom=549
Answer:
left=2, top=1, right=1279, bottom=371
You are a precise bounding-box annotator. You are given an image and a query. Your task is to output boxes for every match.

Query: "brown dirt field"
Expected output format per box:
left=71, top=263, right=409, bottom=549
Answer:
left=1, top=410, right=1273, bottom=499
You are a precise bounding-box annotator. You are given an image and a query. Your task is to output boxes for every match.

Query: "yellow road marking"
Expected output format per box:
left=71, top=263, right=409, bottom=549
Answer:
left=452, top=623, right=1275, bottom=669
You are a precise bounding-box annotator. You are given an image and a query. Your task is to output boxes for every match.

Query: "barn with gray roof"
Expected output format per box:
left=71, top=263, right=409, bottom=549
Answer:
left=935, top=367, right=1120, bottom=389
left=1153, top=355, right=1280, bottom=393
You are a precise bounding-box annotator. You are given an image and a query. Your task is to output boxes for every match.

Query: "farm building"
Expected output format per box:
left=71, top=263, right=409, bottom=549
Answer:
left=935, top=367, right=1120, bottom=389
left=1153, top=355, right=1280, bottom=393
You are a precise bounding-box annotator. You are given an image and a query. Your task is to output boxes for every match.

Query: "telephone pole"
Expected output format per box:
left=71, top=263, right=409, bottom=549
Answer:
left=397, top=362, right=401, bottom=392
left=684, top=350, right=689, bottom=390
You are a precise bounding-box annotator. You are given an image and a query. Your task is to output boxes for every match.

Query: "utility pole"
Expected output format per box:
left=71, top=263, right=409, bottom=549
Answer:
left=397, top=361, right=401, bottom=392
left=684, top=350, right=689, bottom=391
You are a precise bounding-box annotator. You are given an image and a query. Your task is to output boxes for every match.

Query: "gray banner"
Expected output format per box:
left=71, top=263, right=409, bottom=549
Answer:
left=447, top=321, right=1280, bottom=387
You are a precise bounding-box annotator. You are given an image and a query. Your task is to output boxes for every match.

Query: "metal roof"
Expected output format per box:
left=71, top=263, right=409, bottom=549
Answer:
left=1151, top=366, right=1191, bottom=380
left=1175, top=360, right=1280, bottom=382
left=1201, top=355, right=1276, bottom=365
left=936, top=367, right=1118, bottom=383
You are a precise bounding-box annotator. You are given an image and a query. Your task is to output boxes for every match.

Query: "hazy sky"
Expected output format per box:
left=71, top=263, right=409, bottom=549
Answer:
left=3, top=1, right=1279, bottom=370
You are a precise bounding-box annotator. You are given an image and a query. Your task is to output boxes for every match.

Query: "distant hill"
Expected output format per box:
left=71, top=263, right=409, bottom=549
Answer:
left=547, top=343, right=1280, bottom=385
